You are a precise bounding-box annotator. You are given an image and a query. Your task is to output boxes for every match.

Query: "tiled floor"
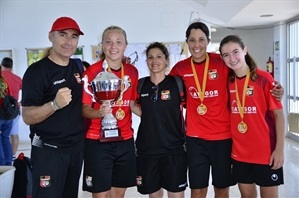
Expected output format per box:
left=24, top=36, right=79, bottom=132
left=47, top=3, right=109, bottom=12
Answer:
left=17, top=137, right=299, bottom=198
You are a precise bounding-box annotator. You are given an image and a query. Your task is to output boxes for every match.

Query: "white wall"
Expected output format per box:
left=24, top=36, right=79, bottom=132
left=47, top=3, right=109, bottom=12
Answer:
left=0, top=0, right=197, bottom=76
left=212, top=25, right=288, bottom=117
left=211, top=27, right=275, bottom=71
left=0, top=1, right=283, bottom=141
left=1, top=0, right=195, bottom=140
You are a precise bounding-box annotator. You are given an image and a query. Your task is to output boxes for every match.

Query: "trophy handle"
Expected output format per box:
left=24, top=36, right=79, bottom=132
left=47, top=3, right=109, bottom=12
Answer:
left=82, top=75, right=96, bottom=102
left=118, top=76, right=130, bottom=101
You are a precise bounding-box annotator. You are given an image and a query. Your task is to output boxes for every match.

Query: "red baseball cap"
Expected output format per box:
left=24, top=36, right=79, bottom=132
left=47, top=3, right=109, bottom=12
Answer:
left=50, top=17, right=84, bottom=35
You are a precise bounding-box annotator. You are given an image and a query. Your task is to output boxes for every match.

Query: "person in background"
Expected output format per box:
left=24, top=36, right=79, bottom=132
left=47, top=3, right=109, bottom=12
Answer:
left=134, top=42, right=187, bottom=198
left=0, top=66, right=13, bottom=165
left=82, top=25, right=138, bottom=198
left=219, top=34, right=284, bottom=198
left=21, top=16, right=85, bottom=198
left=169, top=22, right=284, bottom=198
left=1, top=57, right=22, bottom=161
left=82, top=61, right=90, bottom=71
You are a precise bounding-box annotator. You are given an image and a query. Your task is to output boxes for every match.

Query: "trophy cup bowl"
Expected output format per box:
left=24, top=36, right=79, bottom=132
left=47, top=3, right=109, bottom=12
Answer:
left=92, top=79, right=122, bottom=102
left=83, top=70, right=124, bottom=142
left=82, top=60, right=131, bottom=142
left=93, top=77, right=124, bottom=142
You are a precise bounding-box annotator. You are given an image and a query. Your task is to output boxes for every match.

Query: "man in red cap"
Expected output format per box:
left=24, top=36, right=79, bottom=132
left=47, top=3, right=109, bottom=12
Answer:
left=22, top=16, right=85, bottom=198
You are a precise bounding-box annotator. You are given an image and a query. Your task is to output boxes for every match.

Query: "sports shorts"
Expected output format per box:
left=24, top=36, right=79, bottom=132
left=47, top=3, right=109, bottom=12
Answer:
left=186, top=136, right=236, bottom=189
left=83, top=138, right=136, bottom=193
left=136, top=152, right=188, bottom=194
left=31, top=146, right=83, bottom=198
left=232, top=159, right=284, bottom=186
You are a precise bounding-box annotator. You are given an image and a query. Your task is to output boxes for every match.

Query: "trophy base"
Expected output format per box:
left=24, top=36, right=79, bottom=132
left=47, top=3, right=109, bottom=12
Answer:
left=99, top=128, right=124, bottom=143
left=99, top=136, right=124, bottom=143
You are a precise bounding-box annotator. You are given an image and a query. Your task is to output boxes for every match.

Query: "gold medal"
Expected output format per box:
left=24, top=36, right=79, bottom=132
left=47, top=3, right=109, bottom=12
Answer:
left=235, top=72, right=250, bottom=134
left=197, top=104, right=207, bottom=115
left=191, top=54, right=209, bottom=116
left=116, top=108, right=125, bottom=120
left=238, top=121, right=247, bottom=133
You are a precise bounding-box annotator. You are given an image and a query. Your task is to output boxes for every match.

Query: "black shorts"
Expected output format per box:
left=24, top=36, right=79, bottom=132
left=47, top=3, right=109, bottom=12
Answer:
left=186, top=137, right=236, bottom=189
left=31, top=146, right=83, bottom=198
left=232, top=159, right=284, bottom=186
left=136, top=152, right=188, bottom=194
left=83, top=138, right=136, bottom=193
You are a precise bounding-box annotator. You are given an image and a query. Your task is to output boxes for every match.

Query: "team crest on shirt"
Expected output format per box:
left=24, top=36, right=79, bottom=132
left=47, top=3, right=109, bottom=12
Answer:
left=208, top=69, right=218, bottom=80
left=40, top=176, right=51, bottom=188
left=85, top=176, right=93, bottom=187
left=161, top=90, right=171, bottom=100
left=246, top=86, right=254, bottom=96
left=74, top=73, right=82, bottom=84
left=136, top=176, right=143, bottom=186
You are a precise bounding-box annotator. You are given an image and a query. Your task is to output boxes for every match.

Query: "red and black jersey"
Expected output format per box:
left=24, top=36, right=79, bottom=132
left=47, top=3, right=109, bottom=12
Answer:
left=229, top=68, right=283, bottom=165
left=82, top=60, right=138, bottom=140
left=170, top=53, right=231, bottom=140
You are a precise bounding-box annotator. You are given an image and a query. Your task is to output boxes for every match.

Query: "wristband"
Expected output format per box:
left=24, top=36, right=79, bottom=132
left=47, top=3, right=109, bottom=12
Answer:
left=50, top=101, right=59, bottom=111
left=53, top=98, right=62, bottom=109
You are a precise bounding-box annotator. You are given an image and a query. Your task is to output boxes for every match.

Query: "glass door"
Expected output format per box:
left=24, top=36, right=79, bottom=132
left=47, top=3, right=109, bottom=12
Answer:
left=286, top=19, right=299, bottom=142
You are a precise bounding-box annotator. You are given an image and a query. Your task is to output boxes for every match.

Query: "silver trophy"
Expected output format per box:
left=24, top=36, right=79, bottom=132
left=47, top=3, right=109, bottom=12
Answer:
left=82, top=60, right=129, bottom=142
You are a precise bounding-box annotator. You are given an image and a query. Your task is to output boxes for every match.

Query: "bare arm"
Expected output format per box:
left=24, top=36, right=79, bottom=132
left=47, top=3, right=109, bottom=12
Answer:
left=269, top=109, right=285, bottom=170
left=82, top=101, right=111, bottom=119
left=22, top=102, right=55, bottom=125
left=130, top=100, right=141, bottom=117
left=22, top=87, right=72, bottom=125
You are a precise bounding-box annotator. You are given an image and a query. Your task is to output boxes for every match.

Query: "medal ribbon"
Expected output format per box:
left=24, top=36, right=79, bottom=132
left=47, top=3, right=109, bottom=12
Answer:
left=107, top=63, right=124, bottom=105
left=235, top=71, right=250, bottom=121
left=191, top=53, right=209, bottom=104
left=107, top=62, right=125, bottom=120
left=107, top=63, right=124, bottom=83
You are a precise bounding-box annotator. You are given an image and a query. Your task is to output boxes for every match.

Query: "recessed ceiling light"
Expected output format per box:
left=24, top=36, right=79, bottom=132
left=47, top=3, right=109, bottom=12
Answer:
left=260, top=14, right=273, bottom=17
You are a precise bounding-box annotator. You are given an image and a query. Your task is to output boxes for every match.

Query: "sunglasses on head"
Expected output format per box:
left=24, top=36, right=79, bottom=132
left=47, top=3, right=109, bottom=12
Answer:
left=151, top=85, right=159, bottom=102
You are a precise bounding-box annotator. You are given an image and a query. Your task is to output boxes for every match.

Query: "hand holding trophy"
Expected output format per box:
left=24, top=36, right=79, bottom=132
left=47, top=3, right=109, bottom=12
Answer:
left=82, top=60, right=130, bottom=142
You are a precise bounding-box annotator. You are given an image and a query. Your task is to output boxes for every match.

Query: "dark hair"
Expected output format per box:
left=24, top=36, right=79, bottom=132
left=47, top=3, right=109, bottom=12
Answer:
left=99, top=26, right=128, bottom=60
left=82, top=61, right=90, bottom=68
left=1, top=57, right=13, bottom=68
left=219, top=35, right=258, bottom=82
left=185, top=22, right=210, bottom=41
left=82, top=61, right=90, bottom=69
left=145, top=42, right=170, bottom=60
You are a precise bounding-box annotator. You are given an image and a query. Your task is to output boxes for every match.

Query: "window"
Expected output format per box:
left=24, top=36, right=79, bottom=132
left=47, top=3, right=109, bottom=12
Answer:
left=287, top=19, right=299, bottom=140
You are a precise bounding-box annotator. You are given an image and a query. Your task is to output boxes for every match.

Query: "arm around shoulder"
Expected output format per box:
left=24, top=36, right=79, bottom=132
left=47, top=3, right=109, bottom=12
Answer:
left=271, top=81, right=284, bottom=100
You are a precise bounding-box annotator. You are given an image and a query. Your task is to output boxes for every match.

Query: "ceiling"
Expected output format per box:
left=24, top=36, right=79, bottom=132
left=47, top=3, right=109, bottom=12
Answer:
left=188, top=0, right=299, bottom=29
